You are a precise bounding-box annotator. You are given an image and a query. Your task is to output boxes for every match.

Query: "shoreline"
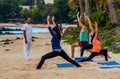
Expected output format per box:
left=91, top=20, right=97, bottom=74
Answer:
left=0, top=23, right=77, bottom=28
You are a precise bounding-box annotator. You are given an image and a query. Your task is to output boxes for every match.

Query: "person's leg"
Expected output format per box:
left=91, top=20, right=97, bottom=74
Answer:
left=60, top=50, right=81, bottom=67
left=100, top=49, right=108, bottom=61
left=36, top=51, right=59, bottom=69
left=71, top=42, right=80, bottom=58
left=27, top=41, right=32, bottom=59
left=80, top=52, right=98, bottom=62
left=80, top=44, right=93, bottom=57
left=24, top=42, right=30, bottom=60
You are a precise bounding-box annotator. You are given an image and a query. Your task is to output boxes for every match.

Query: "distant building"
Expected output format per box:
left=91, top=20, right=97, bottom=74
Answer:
left=19, top=5, right=30, bottom=9
left=44, top=0, right=53, bottom=4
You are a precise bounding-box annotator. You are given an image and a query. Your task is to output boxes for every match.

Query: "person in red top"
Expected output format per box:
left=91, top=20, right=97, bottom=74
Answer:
left=80, top=21, right=108, bottom=62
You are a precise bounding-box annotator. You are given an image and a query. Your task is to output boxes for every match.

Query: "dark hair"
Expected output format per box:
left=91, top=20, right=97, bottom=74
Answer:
left=91, top=32, right=100, bottom=42
left=78, top=7, right=80, bottom=12
left=56, top=23, right=59, bottom=27
left=92, top=24, right=95, bottom=30
left=25, top=17, right=29, bottom=21
left=91, top=32, right=95, bottom=43
left=52, top=27, right=61, bottom=39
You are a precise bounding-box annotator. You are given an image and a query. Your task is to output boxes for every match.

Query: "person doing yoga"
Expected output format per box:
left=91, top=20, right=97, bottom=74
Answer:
left=79, top=21, right=108, bottom=62
left=36, top=15, right=81, bottom=69
left=71, top=12, right=88, bottom=58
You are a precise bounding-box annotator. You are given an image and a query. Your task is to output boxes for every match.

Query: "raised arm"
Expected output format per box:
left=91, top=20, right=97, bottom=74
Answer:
left=52, top=16, right=56, bottom=26
left=47, top=15, right=55, bottom=36
left=94, top=21, right=98, bottom=38
left=47, top=15, right=51, bottom=27
left=77, top=12, right=85, bottom=29
left=85, top=16, right=94, bottom=33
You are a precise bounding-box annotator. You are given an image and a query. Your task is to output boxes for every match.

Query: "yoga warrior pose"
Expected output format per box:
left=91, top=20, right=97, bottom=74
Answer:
left=36, top=16, right=81, bottom=69
left=80, top=15, right=95, bottom=57
left=71, top=12, right=88, bottom=58
left=81, top=16, right=111, bottom=58
left=79, top=21, right=108, bottom=62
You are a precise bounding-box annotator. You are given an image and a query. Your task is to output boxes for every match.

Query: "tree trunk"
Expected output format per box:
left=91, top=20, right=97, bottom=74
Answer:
left=34, top=0, right=37, bottom=8
left=79, top=0, right=84, bottom=22
left=95, top=0, right=99, bottom=11
left=108, top=0, right=119, bottom=24
left=85, top=0, right=90, bottom=16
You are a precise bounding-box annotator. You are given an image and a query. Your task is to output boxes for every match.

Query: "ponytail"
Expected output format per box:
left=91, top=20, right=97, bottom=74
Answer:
left=52, top=27, right=61, bottom=39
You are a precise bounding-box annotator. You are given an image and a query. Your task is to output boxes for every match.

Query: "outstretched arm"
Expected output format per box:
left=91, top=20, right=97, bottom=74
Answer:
left=77, top=12, right=85, bottom=29
left=52, top=16, right=56, bottom=26
left=47, top=15, right=55, bottom=36
left=94, top=21, right=98, bottom=38
left=47, top=15, right=50, bottom=27
left=85, top=16, right=94, bottom=34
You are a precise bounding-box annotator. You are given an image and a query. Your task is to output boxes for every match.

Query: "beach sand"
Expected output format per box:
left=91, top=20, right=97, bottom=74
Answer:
left=0, top=33, right=120, bottom=79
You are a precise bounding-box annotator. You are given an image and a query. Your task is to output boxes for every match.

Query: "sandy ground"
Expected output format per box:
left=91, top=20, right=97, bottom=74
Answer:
left=0, top=33, right=120, bottom=79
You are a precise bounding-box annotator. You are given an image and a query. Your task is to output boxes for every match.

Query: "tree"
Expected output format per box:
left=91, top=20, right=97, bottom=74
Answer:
left=78, top=0, right=84, bottom=22
left=0, top=0, right=22, bottom=22
left=0, top=2, right=12, bottom=22
left=36, top=0, right=45, bottom=9
left=95, top=0, right=99, bottom=11
left=20, top=8, right=30, bottom=18
left=85, top=0, right=90, bottom=16
left=54, top=0, right=71, bottom=23
left=10, top=0, right=22, bottom=18
left=68, top=0, right=78, bottom=9
left=108, top=0, right=119, bottom=24
left=22, top=0, right=35, bottom=6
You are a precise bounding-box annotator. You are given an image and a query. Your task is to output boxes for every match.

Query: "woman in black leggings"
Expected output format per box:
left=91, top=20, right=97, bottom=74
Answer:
left=80, top=16, right=111, bottom=58
left=80, top=22, right=108, bottom=62
left=80, top=16, right=94, bottom=57
left=36, top=16, right=81, bottom=69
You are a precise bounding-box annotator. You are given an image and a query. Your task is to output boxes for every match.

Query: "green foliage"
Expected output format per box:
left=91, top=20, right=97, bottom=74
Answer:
left=68, top=8, right=77, bottom=20
left=62, top=25, right=80, bottom=45
left=116, top=9, right=120, bottom=20
left=114, top=33, right=120, bottom=42
left=0, top=0, right=22, bottom=22
left=68, top=0, right=78, bottom=9
left=101, top=37, right=115, bottom=48
left=54, top=0, right=71, bottom=23
left=90, top=11, right=106, bottom=27
left=0, top=0, right=75, bottom=23
left=112, top=48, right=120, bottom=54
left=111, top=33, right=120, bottom=53
left=89, top=10, right=114, bottom=33
left=20, top=8, right=30, bottom=18
left=36, top=0, right=45, bottom=9
left=101, top=32, right=120, bottom=54
left=63, top=9, right=120, bottom=54
left=62, top=37, right=78, bottom=45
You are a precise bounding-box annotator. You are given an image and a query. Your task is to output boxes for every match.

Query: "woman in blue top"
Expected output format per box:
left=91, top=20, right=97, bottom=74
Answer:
left=36, top=16, right=81, bottom=69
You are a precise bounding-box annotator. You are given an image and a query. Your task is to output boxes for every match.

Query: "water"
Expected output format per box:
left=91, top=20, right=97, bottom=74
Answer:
left=0, top=26, right=50, bottom=34
left=0, top=26, right=66, bottom=34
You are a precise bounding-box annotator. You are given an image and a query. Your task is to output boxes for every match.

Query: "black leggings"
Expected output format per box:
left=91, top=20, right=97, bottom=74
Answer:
left=36, top=50, right=81, bottom=69
left=80, top=49, right=108, bottom=62
left=80, top=44, right=93, bottom=57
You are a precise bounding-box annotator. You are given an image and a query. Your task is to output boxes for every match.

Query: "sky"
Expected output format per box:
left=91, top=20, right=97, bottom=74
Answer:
left=44, top=0, right=53, bottom=4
